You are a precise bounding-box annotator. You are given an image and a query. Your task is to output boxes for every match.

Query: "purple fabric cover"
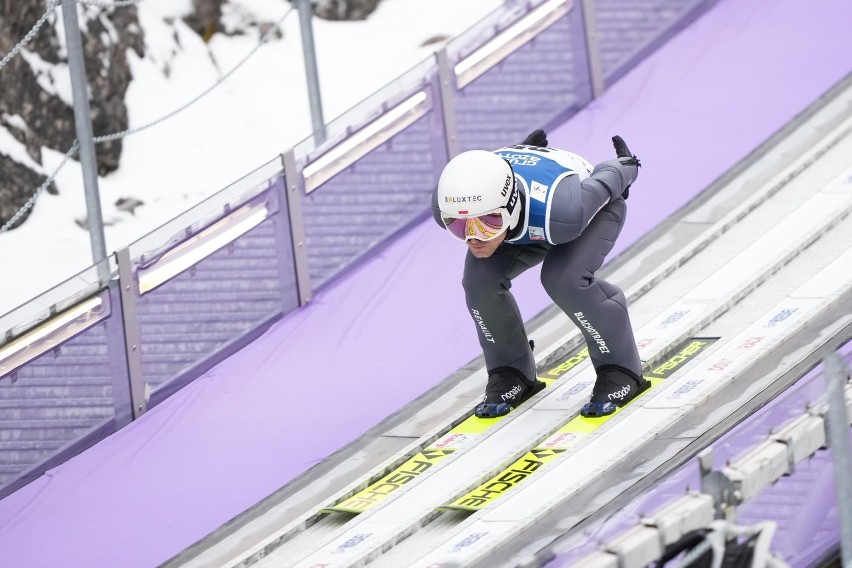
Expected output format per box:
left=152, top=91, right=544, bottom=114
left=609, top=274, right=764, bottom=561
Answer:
left=737, top=446, right=844, bottom=568
left=1, top=1, right=851, bottom=567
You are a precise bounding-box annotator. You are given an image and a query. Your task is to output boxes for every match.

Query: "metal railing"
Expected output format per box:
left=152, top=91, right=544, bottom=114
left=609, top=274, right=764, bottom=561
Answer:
left=562, top=347, right=852, bottom=568
left=0, top=0, right=715, bottom=499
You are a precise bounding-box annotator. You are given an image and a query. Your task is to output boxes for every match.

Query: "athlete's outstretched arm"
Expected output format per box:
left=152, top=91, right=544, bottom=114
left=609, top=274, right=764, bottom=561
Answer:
left=583, top=135, right=640, bottom=202
left=548, top=136, right=641, bottom=244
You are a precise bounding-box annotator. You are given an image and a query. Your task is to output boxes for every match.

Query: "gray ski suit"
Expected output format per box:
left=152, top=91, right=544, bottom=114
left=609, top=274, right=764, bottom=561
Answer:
left=431, top=144, right=642, bottom=382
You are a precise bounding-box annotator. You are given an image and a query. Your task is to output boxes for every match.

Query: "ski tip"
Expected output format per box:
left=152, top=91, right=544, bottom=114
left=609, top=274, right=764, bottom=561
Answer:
left=474, top=402, right=513, bottom=418
left=435, top=505, right=478, bottom=513
left=319, top=507, right=360, bottom=515
left=580, top=401, right=618, bottom=418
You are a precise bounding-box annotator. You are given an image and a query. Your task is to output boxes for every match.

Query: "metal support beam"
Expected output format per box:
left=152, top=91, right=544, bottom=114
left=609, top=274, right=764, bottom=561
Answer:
left=436, top=48, right=460, bottom=159
left=825, top=353, right=852, bottom=568
left=578, top=0, right=605, bottom=98
left=106, top=281, right=134, bottom=428
left=282, top=150, right=313, bottom=305
left=698, top=447, right=739, bottom=520
left=116, top=247, right=147, bottom=418
left=297, top=0, right=326, bottom=145
left=60, top=0, right=108, bottom=271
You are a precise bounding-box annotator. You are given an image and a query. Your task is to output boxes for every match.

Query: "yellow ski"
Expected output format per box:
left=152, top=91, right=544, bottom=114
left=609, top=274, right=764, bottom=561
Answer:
left=320, top=346, right=591, bottom=514
left=439, top=337, right=718, bottom=512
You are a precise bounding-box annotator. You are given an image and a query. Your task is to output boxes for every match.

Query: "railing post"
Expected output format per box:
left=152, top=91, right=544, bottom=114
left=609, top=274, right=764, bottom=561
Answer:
left=436, top=47, right=460, bottom=159
left=116, top=247, right=147, bottom=418
left=296, top=0, right=326, bottom=145
left=282, top=150, right=313, bottom=305
left=268, top=174, right=300, bottom=312
left=106, top=280, right=134, bottom=428
left=825, top=353, right=852, bottom=568
left=578, top=0, right=605, bottom=98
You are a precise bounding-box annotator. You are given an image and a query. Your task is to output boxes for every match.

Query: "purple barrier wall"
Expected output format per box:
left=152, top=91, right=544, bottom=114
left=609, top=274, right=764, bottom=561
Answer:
left=0, top=169, right=296, bottom=498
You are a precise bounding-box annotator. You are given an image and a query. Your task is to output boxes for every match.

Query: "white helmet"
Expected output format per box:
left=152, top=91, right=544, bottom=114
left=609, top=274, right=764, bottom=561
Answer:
left=437, top=150, right=520, bottom=241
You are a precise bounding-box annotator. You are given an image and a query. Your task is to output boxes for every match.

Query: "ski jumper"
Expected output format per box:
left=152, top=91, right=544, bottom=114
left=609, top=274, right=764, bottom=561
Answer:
left=431, top=145, right=643, bottom=382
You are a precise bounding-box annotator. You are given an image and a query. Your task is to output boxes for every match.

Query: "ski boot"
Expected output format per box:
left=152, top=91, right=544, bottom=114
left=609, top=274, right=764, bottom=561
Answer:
left=475, top=366, right=546, bottom=418
left=581, top=365, right=651, bottom=417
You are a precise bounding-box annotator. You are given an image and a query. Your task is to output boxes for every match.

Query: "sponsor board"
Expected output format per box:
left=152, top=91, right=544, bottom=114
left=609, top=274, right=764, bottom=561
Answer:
left=332, top=533, right=372, bottom=554
left=438, top=337, right=718, bottom=512
left=649, top=303, right=813, bottom=409
left=320, top=345, right=590, bottom=514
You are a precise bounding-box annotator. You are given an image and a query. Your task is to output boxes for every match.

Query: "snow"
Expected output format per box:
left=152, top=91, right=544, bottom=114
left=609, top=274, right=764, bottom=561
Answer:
left=0, top=0, right=502, bottom=317
left=1, top=113, right=28, bottom=132
left=0, top=126, right=43, bottom=172
left=18, top=48, right=74, bottom=106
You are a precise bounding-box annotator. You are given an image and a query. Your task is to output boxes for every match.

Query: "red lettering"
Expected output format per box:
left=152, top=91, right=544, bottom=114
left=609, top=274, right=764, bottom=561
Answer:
left=740, top=336, right=764, bottom=348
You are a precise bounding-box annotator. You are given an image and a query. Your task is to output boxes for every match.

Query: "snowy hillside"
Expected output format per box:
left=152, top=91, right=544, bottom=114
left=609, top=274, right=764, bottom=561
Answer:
left=0, top=0, right=501, bottom=316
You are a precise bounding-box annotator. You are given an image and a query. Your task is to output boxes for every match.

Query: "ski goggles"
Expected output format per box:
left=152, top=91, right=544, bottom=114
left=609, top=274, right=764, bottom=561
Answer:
left=441, top=209, right=510, bottom=242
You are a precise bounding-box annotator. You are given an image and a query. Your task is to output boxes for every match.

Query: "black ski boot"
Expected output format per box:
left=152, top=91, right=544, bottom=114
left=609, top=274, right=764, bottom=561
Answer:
left=475, top=366, right=546, bottom=418
left=581, top=365, right=651, bottom=418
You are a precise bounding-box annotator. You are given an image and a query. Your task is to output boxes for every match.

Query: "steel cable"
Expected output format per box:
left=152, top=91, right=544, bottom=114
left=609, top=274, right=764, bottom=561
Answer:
left=0, top=1, right=59, bottom=74
left=1, top=6, right=294, bottom=235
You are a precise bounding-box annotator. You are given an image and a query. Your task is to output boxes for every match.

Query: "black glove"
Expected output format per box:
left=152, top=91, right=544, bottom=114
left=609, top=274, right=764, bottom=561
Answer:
left=521, top=129, right=548, bottom=147
left=612, top=135, right=640, bottom=199
left=612, top=135, right=640, bottom=167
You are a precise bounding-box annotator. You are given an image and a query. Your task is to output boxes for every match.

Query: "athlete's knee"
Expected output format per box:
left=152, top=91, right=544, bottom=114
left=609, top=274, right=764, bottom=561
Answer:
left=598, top=280, right=627, bottom=306
left=463, top=268, right=508, bottom=297
left=540, top=266, right=593, bottom=302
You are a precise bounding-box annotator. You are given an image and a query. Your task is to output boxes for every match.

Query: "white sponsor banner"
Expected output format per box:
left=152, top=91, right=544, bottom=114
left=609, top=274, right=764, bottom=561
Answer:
left=411, top=521, right=521, bottom=568
left=645, top=298, right=819, bottom=410
left=293, top=524, right=398, bottom=568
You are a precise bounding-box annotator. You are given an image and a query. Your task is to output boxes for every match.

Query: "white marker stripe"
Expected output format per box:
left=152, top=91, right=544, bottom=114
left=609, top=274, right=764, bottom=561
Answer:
left=646, top=298, right=820, bottom=409
left=791, top=242, right=852, bottom=299
left=686, top=191, right=851, bottom=302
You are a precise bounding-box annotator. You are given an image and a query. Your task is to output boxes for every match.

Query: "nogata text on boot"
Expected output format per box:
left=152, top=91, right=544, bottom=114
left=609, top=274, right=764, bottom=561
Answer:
left=475, top=366, right=545, bottom=418
left=581, top=365, right=651, bottom=418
